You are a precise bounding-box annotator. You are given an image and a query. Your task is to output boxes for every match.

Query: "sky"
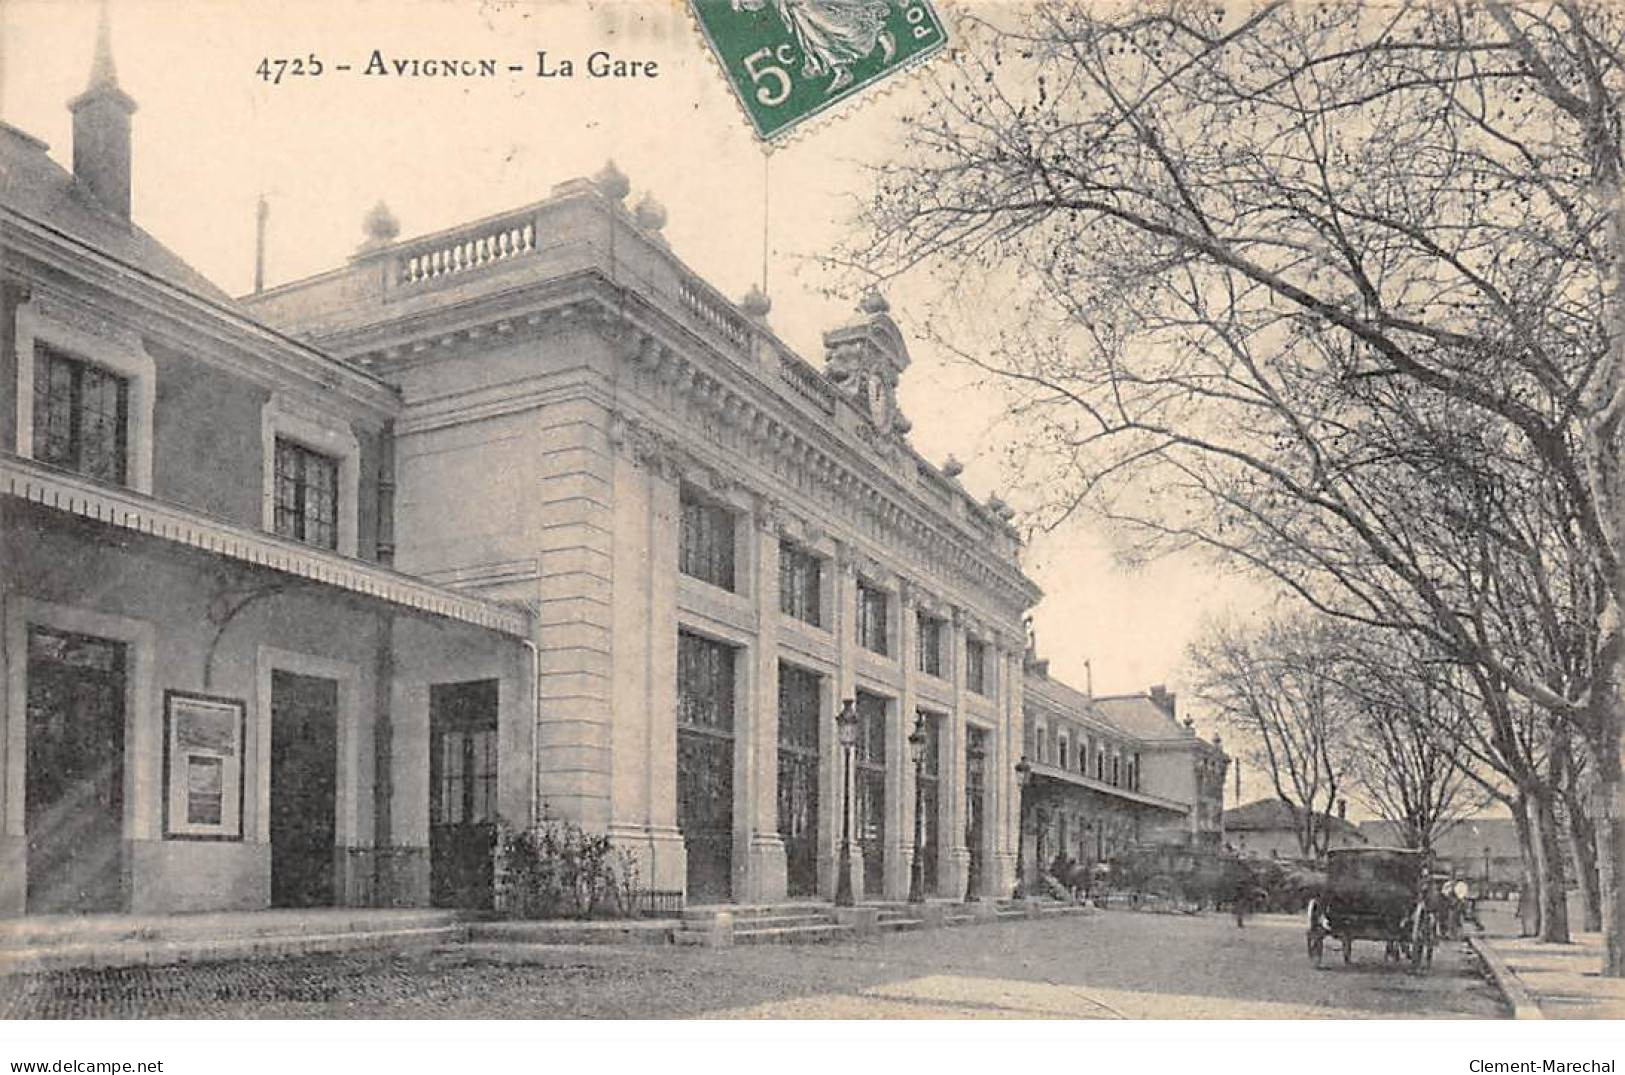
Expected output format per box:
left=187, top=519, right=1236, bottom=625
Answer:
left=0, top=0, right=1278, bottom=798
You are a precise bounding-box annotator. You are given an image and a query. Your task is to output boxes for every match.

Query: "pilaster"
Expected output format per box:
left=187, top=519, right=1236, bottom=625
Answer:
left=743, top=499, right=787, bottom=901
left=534, top=398, right=616, bottom=831
left=604, top=417, right=685, bottom=896
left=945, top=607, right=970, bottom=898
left=825, top=542, right=860, bottom=900
left=888, top=577, right=915, bottom=900
left=991, top=638, right=1018, bottom=897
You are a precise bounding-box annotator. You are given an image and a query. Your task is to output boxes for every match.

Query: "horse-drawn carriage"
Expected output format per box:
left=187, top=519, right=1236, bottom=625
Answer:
left=1306, top=847, right=1435, bottom=971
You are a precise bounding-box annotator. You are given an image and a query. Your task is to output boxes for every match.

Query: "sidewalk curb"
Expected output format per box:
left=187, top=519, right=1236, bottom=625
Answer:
left=1468, top=934, right=1545, bottom=1020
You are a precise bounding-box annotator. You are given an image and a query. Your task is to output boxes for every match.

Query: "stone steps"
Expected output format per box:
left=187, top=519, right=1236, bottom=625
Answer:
left=877, top=916, right=924, bottom=932
left=680, top=903, right=829, bottom=926
left=874, top=907, right=925, bottom=932
left=732, top=923, right=856, bottom=945
left=466, top=920, right=680, bottom=947
left=677, top=903, right=852, bottom=946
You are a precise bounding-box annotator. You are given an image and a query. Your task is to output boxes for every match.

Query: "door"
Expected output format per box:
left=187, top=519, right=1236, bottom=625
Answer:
left=25, top=627, right=126, bottom=914
left=777, top=663, right=820, bottom=898
left=270, top=670, right=337, bottom=908
left=855, top=691, right=887, bottom=899
left=677, top=632, right=734, bottom=904
left=430, top=679, right=499, bottom=910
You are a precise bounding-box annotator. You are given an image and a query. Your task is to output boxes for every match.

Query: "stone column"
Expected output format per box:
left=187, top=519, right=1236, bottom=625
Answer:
left=992, top=637, right=1020, bottom=896
left=889, top=578, right=916, bottom=901
left=534, top=397, right=616, bottom=833
left=605, top=421, right=685, bottom=899
left=825, top=541, right=861, bottom=900
left=645, top=458, right=686, bottom=895
left=945, top=607, right=970, bottom=898
left=0, top=495, right=19, bottom=917
left=743, top=499, right=787, bottom=902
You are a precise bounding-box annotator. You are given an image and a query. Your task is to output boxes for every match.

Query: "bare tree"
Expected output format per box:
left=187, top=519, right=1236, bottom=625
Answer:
left=1332, top=634, right=1495, bottom=853
left=854, top=0, right=1625, bottom=973
left=1189, top=614, right=1354, bottom=857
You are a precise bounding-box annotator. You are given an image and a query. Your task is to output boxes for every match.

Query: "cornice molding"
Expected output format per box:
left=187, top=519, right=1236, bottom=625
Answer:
left=316, top=268, right=1037, bottom=619
left=0, top=208, right=399, bottom=416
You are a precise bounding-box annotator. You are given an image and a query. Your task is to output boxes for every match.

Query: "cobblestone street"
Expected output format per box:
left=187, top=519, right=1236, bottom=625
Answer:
left=1, top=909, right=1507, bottom=1019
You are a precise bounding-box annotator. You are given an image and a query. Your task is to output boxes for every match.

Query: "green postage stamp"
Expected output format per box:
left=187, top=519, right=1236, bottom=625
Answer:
left=688, top=0, right=948, bottom=140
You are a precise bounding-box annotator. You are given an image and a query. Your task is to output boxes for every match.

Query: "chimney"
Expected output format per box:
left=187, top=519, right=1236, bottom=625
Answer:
left=68, top=2, right=137, bottom=220
left=1149, top=684, right=1176, bottom=717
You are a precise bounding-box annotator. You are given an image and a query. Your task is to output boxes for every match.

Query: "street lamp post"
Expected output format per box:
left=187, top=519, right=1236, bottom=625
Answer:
left=1013, top=754, right=1032, bottom=899
left=908, top=713, right=928, bottom=904
left=835, top=698, right=860, bottom=907
left=964, top=739, right=985, bottom=903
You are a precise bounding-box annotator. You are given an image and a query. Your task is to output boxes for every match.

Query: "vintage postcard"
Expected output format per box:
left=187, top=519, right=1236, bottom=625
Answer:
left=0, top=0, right=1620, bottom=1064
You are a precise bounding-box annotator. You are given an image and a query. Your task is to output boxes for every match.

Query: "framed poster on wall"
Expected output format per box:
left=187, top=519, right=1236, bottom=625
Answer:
left=163, top=690, right=246, bottom=840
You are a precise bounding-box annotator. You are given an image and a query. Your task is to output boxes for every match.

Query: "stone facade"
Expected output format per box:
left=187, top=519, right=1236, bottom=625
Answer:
left=0, top=39, right=531, bottom=917
left=242, top=170, right=1042, bottom=905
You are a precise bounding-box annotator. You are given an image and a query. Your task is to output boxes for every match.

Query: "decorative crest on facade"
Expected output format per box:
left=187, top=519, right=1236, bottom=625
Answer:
left=823, top=289, right=912, bottom=443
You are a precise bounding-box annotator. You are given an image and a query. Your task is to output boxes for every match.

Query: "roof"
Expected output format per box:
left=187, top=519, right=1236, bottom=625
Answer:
left=0, top=122, right=239, bottom=308
left=1223, top=797, right=1361, bottom=836
left=1091, top=692, right=1187, bottom=741
left=1024, top=671, right=1117, bottom=735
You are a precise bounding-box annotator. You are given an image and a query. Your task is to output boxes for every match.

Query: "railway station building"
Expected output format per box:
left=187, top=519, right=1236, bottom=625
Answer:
left=2, top=21, right=1224, bottom=919
left=1019, top=654, right=1228, bottom=886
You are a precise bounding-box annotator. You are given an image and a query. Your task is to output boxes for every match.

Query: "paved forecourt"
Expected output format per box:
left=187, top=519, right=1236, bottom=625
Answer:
left=0, top=908, right=1505, bottom=1019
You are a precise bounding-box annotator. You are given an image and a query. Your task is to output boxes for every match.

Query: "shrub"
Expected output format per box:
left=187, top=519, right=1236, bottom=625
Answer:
left=495, top=817, right=642, bottom=920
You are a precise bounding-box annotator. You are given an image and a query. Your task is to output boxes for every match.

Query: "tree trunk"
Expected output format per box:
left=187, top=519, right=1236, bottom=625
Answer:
left=1565, top=789, right=1603, bottom=932
left=1532, top=789, right=1572, bottom=943
left=1514, top=794, right=1542, bottom=937
left=1592, top=733, right=1624, bottom=975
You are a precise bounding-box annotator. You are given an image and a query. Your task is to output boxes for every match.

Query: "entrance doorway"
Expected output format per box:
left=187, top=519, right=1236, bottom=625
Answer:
left=430, top=679, right=499, bottom=910
left=676, top=632, right=734, bottom=904
left=776, top=662, right=820, bottom=898
left=25, top=626, right=126, bottom=914
left=270, top=670, right=337, bottom=908
left=855, top=691, right=887, bottom=899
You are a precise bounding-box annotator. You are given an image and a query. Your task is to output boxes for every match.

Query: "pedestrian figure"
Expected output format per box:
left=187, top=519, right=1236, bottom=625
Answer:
left=1233, top=875, right=1267, bottom=928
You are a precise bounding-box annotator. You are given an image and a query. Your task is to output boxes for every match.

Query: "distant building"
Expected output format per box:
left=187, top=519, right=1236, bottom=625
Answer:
left=1019, top=654, right=1227, bottom=880
left=1358, top=817, right=1525, bottom=893
left=1222, top=798, right=1364, bottom=860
